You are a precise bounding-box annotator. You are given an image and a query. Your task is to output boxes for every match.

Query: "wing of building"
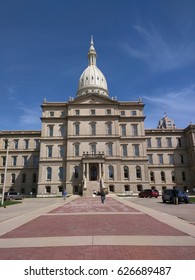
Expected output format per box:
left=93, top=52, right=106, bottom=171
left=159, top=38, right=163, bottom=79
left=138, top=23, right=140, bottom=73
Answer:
left=0, top=38, right=195, bottom=196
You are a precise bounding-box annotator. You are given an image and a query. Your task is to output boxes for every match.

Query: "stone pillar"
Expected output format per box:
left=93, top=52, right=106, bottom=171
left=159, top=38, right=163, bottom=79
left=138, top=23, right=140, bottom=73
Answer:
left=99, top=163, right=101, bottom=180
left=86, top=163, right=89, bottom=180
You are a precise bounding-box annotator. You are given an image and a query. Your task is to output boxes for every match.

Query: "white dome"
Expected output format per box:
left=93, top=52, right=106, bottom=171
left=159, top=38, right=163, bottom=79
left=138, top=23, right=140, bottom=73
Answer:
left=77, top=37, right=109, bottom=97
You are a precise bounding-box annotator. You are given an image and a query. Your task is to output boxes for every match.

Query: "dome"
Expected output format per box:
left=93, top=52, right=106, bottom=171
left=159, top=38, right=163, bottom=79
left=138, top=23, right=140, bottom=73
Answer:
left=77, top=37, right=109, bottom=97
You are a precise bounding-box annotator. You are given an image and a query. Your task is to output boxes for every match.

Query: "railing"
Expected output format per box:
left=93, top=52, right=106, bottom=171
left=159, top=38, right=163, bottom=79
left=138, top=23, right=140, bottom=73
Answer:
left=82, top=151, right=105, bottom=158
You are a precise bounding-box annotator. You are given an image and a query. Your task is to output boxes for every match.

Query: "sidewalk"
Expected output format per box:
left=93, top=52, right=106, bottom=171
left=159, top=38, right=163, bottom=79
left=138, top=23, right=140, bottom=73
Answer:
left=0, top=195, right=195, bottom=260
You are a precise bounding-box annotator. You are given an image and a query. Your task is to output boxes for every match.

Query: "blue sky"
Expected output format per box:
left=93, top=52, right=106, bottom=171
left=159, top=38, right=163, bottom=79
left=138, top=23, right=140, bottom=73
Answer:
left=0, top=0, right=195, bottom=130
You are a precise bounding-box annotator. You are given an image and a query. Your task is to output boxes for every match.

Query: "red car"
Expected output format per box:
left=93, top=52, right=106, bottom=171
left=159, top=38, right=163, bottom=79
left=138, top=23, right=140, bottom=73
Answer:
left=138, top=189, right=159, bottom=198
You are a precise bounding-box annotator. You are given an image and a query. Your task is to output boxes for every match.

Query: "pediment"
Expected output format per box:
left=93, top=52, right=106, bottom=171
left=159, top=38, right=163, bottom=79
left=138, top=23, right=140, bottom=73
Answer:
left=69, top=93, right=118, bottom=105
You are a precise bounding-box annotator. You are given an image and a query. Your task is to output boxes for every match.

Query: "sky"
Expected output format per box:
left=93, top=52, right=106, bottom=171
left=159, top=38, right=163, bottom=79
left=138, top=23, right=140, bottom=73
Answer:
left=0, top=0, right=195, bottom=130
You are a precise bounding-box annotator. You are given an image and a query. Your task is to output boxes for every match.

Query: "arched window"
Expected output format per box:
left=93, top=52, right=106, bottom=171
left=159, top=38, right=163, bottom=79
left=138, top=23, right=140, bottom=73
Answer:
left=136, top=166, right=141, bottom=179
left=124, top=166, right=129, bottom=179
left=108, top=165, right=114, bottom=179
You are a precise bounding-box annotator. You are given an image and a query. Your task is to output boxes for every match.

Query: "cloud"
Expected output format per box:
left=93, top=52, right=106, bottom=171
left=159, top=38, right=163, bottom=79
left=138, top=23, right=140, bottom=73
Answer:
left=122, top=25, right=195, bottom=72
left=143, top=84, right=195, bottom=128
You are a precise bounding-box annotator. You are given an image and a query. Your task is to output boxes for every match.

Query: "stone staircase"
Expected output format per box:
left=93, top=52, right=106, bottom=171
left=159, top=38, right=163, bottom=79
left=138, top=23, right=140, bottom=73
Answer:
left=85, top=180, right=100, bottom=197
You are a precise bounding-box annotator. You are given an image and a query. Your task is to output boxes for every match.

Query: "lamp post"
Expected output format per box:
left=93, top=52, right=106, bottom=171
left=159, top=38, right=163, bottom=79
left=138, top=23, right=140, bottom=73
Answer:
left=1, top=139, right=9, bottom=206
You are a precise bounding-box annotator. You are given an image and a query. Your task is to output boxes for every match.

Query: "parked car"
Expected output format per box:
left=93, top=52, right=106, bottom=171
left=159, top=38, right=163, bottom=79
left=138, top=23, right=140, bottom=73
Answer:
left=4, top=191, right=24, bottom=201
left=138, top=189, right=159, bottom=198
left=162, top=189, right=189, bottom=204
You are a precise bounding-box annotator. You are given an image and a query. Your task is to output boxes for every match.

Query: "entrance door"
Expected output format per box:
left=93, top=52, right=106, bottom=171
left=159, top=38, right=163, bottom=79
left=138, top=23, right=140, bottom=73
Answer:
left=90, top=165, right=97, bottom=181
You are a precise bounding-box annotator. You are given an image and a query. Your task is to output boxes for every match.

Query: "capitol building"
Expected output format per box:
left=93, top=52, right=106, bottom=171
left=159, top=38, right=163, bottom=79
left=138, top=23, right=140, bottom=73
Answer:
left=0, top=39, right=195, bottom=196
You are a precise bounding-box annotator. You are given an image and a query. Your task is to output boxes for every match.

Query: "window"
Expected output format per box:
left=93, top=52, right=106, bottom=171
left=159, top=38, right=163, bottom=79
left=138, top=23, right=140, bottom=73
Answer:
left=24, top=139, right=29, bottom=149
left=122, top=144, right=128, bottom=157
left=150, top=171, right=155, bottom=182
left=75, top=109, right=80, bottom=115
left=161, top=171, right=166, bottom=182
left=133, top=144, right=140, bottom=157
left=49, top=111, right=54, bottom=117
left=158, top=154, right=163, bottom=164
left=107, top=143, right=113, bottom=156
left=124, top=166, right=129, bottom=179
left=46, top=167, right=52, bottom=180
left=59, top=167, right=64, bottom=180
left=12, top=156, right=17, bottom=166
left=169, top=154, right=174, bottom=164
left=1, top=174, right=4, bottom=184
left=137, top=184, right=143, bottom=192
left=11, top=173, right=16, bottom=184
left=136, top=166, right=141, bottom=179
left=23, top=156, right=28, bottom=166
left=32, top=173, right=37, bottom=183
left=60, top=125, right=65, bottom=136
left=106, top=109, right=111, bottom=115
left=182, top=171, right=186, bottom=181
left=61, top=111, right=65, bottom=117
left=2, top=156, right=6, bottom=167
left=132, top=124, right=138, bottom=136
left=59, top=146, right=65, bottom=158
left=33, top=156, right=39, bottom=167
left=132, top=110, right=137, bottom=116
left=22, top=173, right=26, bottom=183
left=109, top=185, right=115, bottom=192
left=108, top=165, right=114, bottom=179
left=177, top=138, right=182, bottom=147
left=47, top=145, right=53, bottom=158
left=121, top=110, right=125, bottom=116
left=121, top=124, right=126, bottom=136
left=171, top=171, right=175, bottom=182
left=124, top=185, right=130, bottom=192
left=91, top=109, right=95, bottom=115
left=167, top=138, right=172, bottom=148
left=180, top=155, right=184, bottom=164
left=148, top=154, right=153, bottom=164
left=91, top=122, right=96, bottom=135
left=107, top=122, right=112, bottom=135
left=91, top=143, right=96, bottom=155
left=48, top=125, right=54, bottom=137
left=4, top=139, right=9, bottom=149
left=46, top=186, right=51, bottom=193
left=156, top=138, right=162, bottom=148
left=75, top=123, right=80, bottom=135
left=74, top=144, right=80, bottom=156
left=146, top=138, right=152, bottom=148
left=14, top=139, right=19, bottom=149
left=74, top=166, right=79, bottom=178
left=35, top=139, right=40, bottom=149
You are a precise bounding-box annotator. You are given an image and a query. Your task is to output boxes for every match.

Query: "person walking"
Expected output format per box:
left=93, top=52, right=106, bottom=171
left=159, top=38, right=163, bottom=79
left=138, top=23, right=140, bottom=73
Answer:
left=63, top=190, right=67, bottom=201
left=172, top=188, right=178, bottom=205
left=100, top=188, right=106, bottom=204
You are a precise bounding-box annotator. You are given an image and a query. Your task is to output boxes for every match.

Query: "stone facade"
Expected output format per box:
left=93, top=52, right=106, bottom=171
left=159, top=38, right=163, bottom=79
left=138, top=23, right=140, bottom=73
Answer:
left=0, top=39, right=195, bottom=196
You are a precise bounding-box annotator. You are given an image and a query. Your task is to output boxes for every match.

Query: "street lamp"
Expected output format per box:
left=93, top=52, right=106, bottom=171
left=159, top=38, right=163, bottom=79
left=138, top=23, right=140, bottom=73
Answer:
left=1, top=139, right=9, bottom=206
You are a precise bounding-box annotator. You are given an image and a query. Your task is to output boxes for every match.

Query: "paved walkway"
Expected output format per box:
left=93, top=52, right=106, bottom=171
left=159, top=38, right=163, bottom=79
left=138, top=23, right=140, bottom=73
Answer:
left=0, top=195, right=195, bottom=259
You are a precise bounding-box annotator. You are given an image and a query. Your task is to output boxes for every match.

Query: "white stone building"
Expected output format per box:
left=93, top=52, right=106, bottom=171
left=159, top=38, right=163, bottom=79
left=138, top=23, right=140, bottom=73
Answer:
left=0, top=39, right=195, bottom=196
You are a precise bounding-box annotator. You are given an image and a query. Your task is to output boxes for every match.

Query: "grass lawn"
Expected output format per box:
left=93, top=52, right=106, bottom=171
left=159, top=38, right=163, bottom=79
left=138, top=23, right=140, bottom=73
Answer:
left=189, top=196, right=195, bottom=203
left=0, top=200, right=22, bottom=207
